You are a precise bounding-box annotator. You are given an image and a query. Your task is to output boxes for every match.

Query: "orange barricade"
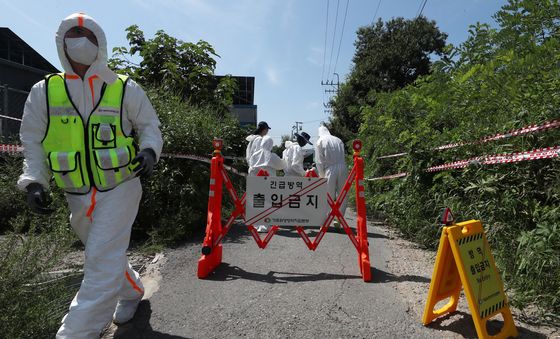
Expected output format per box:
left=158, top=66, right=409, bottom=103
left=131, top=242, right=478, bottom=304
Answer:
left=197, top=139, right=371, bottom=282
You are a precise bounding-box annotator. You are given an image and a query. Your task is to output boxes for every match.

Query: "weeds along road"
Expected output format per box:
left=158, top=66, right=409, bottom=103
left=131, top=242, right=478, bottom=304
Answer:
left=105, top=210, right=551, bottom=339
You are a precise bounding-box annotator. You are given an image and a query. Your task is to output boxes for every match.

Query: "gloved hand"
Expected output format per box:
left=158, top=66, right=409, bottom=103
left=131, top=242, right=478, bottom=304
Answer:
left=132, top=148, right=157, bottom=178
left=26, top=183, right=54, bottom=215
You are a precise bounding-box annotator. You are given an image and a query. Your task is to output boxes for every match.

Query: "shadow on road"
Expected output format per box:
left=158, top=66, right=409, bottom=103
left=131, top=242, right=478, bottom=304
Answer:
left=426, top=310, right=547, bottom=338
left=204, top=262, right=362, bottom=284
left=275, top=225, right=389, bottom=240
left=370, top=266, right=431, bottom=284
left=112, top=300, right=188, bottom=339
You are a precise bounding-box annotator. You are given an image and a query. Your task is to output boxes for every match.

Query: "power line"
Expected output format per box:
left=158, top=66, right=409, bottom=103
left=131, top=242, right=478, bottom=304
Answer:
left=326, top=0, right=340, bottom=81
left=332, top=0, right=349, bottom=80
left=415, top=0, right=423, bottom=16
left=416, top=0, right=427, bottom=18
left=321, top=0, right=330, bottom=81
left=372, top=0, right=382, bottom=25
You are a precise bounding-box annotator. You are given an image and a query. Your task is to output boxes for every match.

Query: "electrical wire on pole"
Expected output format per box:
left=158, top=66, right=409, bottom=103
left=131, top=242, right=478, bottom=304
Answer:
left=416, top=0, right=427, bottom=18
left=321, top=0, right=330, bottom=82
left=372, top=0, right=382, bottom=25
left=326, top=0, right=340, bottom=82
left=332, top=0, right=349, bottom=82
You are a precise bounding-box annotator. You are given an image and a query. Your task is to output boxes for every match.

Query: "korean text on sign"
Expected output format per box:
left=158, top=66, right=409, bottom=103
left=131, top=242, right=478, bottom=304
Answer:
left=245, top=176, right=328, bottom=226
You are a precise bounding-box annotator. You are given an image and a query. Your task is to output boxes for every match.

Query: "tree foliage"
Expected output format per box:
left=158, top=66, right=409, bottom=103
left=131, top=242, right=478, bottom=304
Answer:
left=109, top=25, right=237, bottom=114
left=359, top=0, right=560, bottom=320
left=133, top=88, right=248, bottom=245
left=329, top=16, right=448, bottom=142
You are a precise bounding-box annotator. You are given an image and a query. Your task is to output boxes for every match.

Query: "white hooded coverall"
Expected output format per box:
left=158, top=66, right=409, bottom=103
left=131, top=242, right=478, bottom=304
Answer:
left=315, top=126, right=348, bottom=217
left=282, top=140, right=306, bottom=177
left=248, top=136, right=285, bottom=176
left=17, top=13, right=163, bottom=339
left=245, top=134, right=262, bottom=175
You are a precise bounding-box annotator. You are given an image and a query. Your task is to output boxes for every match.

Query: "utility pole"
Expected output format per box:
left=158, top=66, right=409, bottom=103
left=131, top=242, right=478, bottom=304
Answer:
left=291, top=121, right=303, bottom=139
left=321, top=72, right=340, bottom=89
left=321, top=73, right=340, bottom=115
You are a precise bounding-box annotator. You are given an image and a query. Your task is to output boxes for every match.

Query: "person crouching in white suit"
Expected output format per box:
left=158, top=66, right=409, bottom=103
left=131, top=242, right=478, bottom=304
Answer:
left=283, top=131, right=313, bottom=177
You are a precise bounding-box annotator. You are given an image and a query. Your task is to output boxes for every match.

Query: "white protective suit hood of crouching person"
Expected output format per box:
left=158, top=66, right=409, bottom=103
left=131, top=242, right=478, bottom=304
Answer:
left=249, top=136, right=285, bottom=176
left=17, top=13, right=163, bottom=338
left=282, top=140, right=306, bottom=176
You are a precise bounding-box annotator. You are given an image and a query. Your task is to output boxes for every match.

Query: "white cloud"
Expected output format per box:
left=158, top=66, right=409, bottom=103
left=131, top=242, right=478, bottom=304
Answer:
left=306, top=46, right=323, bottom=67
left=280, top=0, right=296, bottom=29
left=265, top=66, right=280, bottom=85
left=130, top=0, right=153, bottom=11
left=160, top=0, right=275, bottom=32
left=2, top=0, right=47, bottom=29
left=305, top=101, right=321, bottom=109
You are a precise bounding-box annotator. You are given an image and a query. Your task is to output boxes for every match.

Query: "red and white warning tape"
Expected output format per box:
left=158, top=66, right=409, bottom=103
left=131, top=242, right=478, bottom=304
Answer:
left=377, top=119, right=560, bottom=159
left=436, top=119, right=560, bottom=150
left=0, top=144, right=24, bottom=154
left=426, top=146, right=560, bottom=172
left=0, top=114, right=23, bottom=122
left=368, top=172, right=408, bottom=181
left=368, top=146, right=560, bottom=181
left=0, top=145, right=247, bottom=176
left=160, top=152, right=247, bottom=177
left=160, top=152, right=212, bottom=163
left=376, top=152, right=408, bottom=160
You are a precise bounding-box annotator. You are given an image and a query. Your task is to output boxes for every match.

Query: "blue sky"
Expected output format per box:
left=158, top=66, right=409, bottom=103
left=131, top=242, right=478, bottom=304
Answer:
left=2, top=0, right=507, bottom=144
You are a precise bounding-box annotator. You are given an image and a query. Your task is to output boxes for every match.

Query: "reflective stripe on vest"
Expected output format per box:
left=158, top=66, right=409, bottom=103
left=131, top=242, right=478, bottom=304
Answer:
left=42, top=73, right=138, bottom=193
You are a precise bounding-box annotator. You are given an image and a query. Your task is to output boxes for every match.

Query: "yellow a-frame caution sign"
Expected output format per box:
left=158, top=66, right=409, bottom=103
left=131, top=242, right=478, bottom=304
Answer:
left=422, top=218, right=518, bottom=338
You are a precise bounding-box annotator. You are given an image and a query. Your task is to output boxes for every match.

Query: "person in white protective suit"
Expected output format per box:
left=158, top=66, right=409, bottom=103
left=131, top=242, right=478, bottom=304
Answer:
left=249, top=135, right=285, bottom=232
left=315, top=126, right=348, bottom=230
left=245, top=121, right=270, bottom=175
left=282, top=131, right=313, bottom=177
left=17, top=13, right=162, bottom=338
left=250, top=135, right=285, bottom=176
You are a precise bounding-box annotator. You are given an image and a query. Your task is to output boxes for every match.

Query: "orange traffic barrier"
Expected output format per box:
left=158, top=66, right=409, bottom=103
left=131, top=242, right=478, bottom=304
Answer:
left=197, top=139, right=371, bottom=282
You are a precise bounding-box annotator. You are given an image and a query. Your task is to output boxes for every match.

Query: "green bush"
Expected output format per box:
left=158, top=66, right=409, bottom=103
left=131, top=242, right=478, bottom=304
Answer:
left=0, top=198, right=77, bottom=338
left=0, top=154, right=79, bottom=337
left=359, top=0, right=560, bottom=321
left=0, top=155, right=72, bottom=234
left=132, top=88, right=247, bottom=245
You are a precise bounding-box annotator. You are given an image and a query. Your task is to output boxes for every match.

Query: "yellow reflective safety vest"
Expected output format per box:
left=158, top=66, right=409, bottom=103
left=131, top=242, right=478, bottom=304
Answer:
left=42, top=73, right=138, bottom=194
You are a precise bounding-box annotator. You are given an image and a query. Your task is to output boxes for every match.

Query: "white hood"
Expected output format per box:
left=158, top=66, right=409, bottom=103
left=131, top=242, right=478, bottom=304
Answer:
left=56, top=12, right=118, bottom=84
left=245, top=134, right=262, bottom=164
left=246, top=134, right=260, bottom=142
left=284, top=140, right=296, bottom=148
left=318, top=126, right=332, bottom=138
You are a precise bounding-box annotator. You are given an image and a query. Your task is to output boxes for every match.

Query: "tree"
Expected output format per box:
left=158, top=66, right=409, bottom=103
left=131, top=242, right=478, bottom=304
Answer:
left=329, top=16, right=448, bottom=142
left=109, top=25, right=237, bottom=113
left=358, top=0, right=560, bottom=316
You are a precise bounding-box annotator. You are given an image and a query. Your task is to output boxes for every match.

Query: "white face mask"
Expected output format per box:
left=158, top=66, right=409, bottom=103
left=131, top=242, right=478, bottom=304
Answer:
left=64, top=37, right=98, bottom=65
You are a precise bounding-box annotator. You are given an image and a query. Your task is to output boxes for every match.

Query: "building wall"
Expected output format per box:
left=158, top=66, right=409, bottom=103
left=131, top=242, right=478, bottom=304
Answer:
left=0, top=59, right=51, bottom=90
left=0, top=60, right=55, bottom=138
left=230, top=104, right=257, bottom=127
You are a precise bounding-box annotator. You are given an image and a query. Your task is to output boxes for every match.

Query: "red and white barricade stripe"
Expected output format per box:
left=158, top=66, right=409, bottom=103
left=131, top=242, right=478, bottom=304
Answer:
left=371, top=146, right=560, bottom=180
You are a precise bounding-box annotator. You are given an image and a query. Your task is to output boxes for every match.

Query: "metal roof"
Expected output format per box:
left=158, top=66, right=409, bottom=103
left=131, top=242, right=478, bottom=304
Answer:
left=0, top=27, right=59, bottom=73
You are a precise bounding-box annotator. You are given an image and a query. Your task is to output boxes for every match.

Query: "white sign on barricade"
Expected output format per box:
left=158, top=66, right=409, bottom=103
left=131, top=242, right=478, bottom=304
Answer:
left=245, top=176, right=328, bottom=226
